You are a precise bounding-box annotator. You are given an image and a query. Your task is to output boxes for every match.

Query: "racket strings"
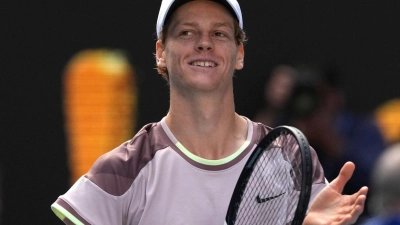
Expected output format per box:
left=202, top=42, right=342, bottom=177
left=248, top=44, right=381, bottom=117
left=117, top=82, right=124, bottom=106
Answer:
left=233, top=132, right=304, bottom=225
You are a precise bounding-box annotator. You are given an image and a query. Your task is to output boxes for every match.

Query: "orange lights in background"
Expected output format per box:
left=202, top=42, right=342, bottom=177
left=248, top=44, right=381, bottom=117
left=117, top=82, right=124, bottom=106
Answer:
left=375, top=98, right=400, bottom=145
left=63, top=49, right=137, bottom=184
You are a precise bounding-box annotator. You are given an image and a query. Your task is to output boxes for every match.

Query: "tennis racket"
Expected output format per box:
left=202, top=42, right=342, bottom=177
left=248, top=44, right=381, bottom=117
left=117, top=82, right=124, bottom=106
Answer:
left=225, top=125, right=313, bottom=225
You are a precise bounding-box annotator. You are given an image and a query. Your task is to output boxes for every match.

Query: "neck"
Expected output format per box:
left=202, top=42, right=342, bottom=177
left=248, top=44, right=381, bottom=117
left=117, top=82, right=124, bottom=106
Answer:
left=166, top=88, right=248, bottom=160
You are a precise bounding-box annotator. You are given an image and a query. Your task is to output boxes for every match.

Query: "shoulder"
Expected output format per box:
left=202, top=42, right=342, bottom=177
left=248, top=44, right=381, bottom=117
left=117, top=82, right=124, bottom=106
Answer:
left=249, top=120, right=273, bottom=139
left=85, top=121, right=171, bottom=195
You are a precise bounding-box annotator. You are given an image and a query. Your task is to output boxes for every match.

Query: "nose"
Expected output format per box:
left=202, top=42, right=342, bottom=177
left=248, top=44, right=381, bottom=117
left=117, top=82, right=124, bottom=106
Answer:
left=196, top=34, right=214, bottom=51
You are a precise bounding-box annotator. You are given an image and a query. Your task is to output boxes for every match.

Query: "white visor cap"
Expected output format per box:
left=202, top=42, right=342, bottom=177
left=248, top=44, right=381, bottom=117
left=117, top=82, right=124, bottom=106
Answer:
left=156, top=0, right=243, bottom=38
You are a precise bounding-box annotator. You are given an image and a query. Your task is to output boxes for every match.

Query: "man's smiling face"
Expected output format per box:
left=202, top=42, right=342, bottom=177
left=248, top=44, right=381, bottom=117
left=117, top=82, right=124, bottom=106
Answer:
left=156, top=0, right=244, bottom=93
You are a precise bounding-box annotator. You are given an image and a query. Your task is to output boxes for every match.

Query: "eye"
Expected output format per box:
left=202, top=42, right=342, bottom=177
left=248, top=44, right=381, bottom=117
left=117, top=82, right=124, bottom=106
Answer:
left=180, top=30, right=193, bottom=36
left=214, top=32, right=226, bottom=37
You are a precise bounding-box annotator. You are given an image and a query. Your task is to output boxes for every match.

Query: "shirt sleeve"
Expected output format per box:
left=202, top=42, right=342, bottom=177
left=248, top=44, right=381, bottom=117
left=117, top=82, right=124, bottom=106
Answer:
left=50, top=134, right=155, bottom=225
left=309, top=146, right=328, bottom=204
left=51, top=176, right=125, bottom=225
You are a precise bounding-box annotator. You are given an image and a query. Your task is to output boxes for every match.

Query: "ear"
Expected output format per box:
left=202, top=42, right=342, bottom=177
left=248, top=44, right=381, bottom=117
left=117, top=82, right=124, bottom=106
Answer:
left=156, top=40, right=167, bottom=69
left=235, top=44, right=244, bottom=70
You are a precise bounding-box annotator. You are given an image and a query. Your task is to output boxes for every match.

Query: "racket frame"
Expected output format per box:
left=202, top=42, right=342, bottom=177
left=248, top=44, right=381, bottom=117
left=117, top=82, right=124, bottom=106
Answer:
left=225, top=125, right=313, bottom=225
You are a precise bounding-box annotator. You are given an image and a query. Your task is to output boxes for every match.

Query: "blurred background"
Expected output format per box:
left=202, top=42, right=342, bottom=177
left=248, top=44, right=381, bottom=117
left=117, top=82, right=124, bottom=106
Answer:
left=1, top=0, right=399, bottom=224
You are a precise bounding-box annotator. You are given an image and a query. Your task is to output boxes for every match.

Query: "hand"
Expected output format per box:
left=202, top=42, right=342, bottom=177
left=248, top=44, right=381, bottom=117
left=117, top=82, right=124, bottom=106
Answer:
left=303, top=162, right=368, bottom=225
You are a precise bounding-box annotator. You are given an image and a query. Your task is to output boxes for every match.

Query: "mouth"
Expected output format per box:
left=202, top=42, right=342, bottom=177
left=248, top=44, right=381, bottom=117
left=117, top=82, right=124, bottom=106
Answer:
left=190, top=61, right=217, bottom=68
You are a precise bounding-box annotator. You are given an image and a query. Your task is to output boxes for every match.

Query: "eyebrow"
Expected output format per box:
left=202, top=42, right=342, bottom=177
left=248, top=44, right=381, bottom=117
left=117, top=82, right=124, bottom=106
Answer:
left=212, top=22, right=233, bottom=29
left=171, top=21, right=233, bottom=32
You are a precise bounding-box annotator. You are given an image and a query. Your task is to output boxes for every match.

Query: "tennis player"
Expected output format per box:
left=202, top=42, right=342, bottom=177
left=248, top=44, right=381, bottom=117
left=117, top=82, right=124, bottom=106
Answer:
left=51, top=0, right=368, bottom=224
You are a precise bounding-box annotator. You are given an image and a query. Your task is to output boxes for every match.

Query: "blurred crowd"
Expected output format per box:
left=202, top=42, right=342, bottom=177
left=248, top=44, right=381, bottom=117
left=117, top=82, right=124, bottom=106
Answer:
left=254, top=63, right=400, bottom=224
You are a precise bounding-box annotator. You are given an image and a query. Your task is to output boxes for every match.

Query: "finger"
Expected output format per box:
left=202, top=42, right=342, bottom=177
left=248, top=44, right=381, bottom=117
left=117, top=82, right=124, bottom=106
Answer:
left=330, top=162, right=355, bottom=193
left=331, top=187, right=368, bottom=225
left=333, top=197, right=366, bottom=225
left=358, top=186, right=369, bottom=196
left=331, top=213, right=355, bottom=225
left=345, top=191, right=367, bottom=224
left=335, top=214, right=352, bottom=225
left=349, top=195, right=367, bottom=224
left=348, top=186, right=369, bottom=203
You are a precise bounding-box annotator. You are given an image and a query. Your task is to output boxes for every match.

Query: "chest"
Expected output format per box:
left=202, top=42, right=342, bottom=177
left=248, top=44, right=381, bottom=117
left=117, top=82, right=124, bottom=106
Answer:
left=131, top=150, right=245, bottom=225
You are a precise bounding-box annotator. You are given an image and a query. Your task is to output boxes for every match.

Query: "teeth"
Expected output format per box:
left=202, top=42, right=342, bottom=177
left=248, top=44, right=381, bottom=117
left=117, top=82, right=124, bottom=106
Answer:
left=191, top=61, right=216, bottom=67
